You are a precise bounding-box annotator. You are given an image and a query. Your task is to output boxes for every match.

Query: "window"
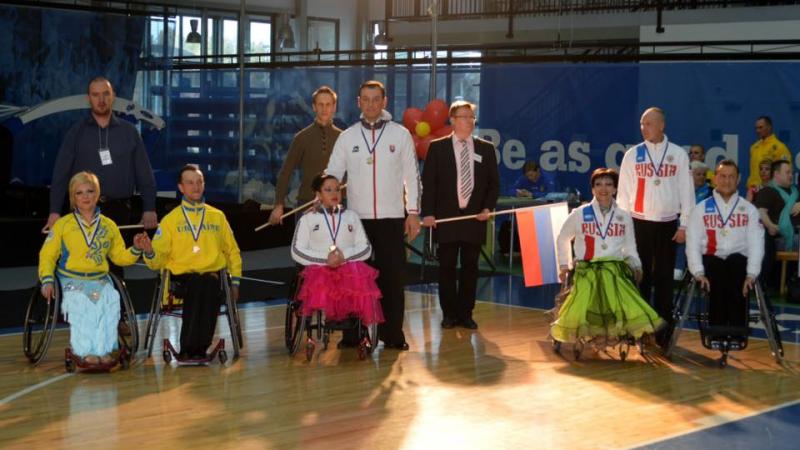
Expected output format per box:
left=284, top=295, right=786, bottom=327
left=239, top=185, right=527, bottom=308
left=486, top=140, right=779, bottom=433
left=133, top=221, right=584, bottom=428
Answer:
left=308, top=17, right=338, bottom=60
left=223, top=19, right=238, bottom=55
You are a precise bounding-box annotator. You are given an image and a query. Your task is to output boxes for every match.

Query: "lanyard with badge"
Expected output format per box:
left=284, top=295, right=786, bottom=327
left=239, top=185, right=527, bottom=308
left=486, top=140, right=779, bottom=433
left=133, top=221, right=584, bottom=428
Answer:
left=181, top=203, right=206, bottom=253
left=98, top=126, right=113, bottom=166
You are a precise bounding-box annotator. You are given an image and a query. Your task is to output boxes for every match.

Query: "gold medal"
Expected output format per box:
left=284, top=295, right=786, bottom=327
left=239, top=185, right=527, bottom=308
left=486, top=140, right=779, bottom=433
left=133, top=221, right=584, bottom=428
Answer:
left=329, top=245, right=338, bottom=253
left=366, top=156, right=373, bottom=165
left=193, top=245, right=201, bottom=253
left=720, top=229, right=728, bottom=237
left=601, top=243, right=608, bottom=250
left=653, top=179, right=661, bottom=186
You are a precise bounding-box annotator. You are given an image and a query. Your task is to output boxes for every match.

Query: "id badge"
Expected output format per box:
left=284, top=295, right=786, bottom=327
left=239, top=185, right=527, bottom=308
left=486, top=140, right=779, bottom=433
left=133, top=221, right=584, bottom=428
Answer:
left=99, top=148, right=113, bottom=166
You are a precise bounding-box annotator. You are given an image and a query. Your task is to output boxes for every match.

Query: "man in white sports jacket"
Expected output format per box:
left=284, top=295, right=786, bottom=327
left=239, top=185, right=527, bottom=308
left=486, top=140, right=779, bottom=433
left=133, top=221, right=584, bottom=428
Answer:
left=686, top=159, right=764, bottom=336
left=326, top=80, right=421, bottom=351
left=617, top=107, right=694, bottom=348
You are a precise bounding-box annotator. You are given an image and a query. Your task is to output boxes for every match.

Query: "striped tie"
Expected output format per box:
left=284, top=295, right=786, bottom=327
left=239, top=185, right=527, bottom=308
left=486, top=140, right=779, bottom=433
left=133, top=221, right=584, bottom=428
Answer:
left=459, top=139, right=473, bottom=202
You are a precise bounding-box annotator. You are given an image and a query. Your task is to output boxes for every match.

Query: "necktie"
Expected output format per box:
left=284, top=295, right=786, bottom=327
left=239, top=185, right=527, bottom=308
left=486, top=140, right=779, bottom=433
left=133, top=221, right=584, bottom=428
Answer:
left=459, top=140, right=473, bottom=202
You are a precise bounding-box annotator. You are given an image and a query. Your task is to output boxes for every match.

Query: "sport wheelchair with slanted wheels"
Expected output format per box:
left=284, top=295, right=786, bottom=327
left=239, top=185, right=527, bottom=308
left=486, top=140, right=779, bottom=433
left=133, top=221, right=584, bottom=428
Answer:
left=664, top=275, right=784, bottom=368
left=549, top=267, right=650, bottom=362
left=284, top=271, right=378, bottom=362
left=143, top=269, right=243, bottom=365
left=23, top=272, right=138, bottom=372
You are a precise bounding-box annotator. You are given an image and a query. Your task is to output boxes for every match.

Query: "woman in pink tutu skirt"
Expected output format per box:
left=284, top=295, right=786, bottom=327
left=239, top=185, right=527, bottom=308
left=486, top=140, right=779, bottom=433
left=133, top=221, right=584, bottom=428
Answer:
left=290, top=174, right=384, bottom=326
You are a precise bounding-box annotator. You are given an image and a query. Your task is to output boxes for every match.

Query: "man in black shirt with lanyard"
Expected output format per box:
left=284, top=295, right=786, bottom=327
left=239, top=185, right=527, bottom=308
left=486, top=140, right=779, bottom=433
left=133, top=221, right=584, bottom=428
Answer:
left=43, top=76, right=157, bottom=236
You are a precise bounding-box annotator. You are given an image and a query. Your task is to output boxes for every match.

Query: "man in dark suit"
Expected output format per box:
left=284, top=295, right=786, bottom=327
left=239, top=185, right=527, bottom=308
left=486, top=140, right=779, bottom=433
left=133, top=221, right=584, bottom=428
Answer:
left=421, top=100, right=500, bottom=329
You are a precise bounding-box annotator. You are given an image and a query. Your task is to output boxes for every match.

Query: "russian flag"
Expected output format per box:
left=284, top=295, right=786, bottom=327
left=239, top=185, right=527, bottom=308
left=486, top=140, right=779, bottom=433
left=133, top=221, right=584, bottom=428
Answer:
left=516, top=202, right=569, bottom=287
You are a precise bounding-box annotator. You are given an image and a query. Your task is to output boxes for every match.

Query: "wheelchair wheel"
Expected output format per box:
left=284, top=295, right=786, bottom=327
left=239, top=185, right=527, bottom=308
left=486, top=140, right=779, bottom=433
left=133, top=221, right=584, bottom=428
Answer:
left=285, top=300, right=304, bottom=353
left=288, top=310, right=307, bottom=357
left=754, top=282, right=784, bottom=363
left=144, top=271, right=166, bottom=357
left=109, top=272, right=139, bottom=356
left=220, top=270, right=242, bottom=360
left=664, top=279, right=698, bottom=359
left=23, top=281, right=61, bottom=366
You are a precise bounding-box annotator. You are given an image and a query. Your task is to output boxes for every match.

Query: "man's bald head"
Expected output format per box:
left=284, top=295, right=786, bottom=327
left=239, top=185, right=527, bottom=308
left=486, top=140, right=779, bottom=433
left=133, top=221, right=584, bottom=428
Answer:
left=640, top=106, right=666, bottom=143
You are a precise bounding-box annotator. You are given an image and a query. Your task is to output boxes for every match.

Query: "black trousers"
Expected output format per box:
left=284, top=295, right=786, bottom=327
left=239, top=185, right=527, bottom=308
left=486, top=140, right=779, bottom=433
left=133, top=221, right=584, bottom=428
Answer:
left=438, top=241, right=480, bottom=321
left=173, top=273, right=222, bottom=356
left=704, top=253, right=748, bottom=331
left=633, top=218, right=677, bottom=323
left=361, top=218, right=407, bottom=345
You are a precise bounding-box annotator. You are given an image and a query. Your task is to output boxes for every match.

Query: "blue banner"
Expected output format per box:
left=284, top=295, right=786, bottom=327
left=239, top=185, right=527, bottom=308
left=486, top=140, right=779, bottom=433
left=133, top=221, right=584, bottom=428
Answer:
left=478, top=63, right=800, bottom=197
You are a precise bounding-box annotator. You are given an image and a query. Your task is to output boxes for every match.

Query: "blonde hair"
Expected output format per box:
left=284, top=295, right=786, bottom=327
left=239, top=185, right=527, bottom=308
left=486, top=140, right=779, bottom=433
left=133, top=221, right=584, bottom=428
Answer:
left=68, top=171, right=101, bottom=209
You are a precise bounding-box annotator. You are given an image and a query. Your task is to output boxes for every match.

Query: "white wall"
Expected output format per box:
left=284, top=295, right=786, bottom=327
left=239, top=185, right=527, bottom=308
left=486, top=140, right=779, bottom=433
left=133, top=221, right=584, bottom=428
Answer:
left=307, top=0, right=359, bottom=50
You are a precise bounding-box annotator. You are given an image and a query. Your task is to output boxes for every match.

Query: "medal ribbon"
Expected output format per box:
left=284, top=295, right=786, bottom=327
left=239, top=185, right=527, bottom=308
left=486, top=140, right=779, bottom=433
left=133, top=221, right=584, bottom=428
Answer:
left=359, top=122, right=387, bottom=155
left=322, top=206, right=343, bottom=247
left=644, top=138, right=669, bottom=179
left=181, top=202, right=206, bottom=243
left=589, top=204, right=615, bottom=242
left=74, top=209, right=101, bottom=249
left=711, top=195, right=740, bottom=231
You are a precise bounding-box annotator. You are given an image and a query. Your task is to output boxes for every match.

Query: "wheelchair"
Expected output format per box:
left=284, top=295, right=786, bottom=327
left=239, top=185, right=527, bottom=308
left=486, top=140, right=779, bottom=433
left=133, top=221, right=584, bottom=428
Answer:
left=143, top=269, right=243, bottom=365
left=664, top=274, right=784, bottom=368
left=23, top=272, right=138, bottom=372
left=549, top=267, right=648, bottom=362
left=284, top=270, right=378, bottom=362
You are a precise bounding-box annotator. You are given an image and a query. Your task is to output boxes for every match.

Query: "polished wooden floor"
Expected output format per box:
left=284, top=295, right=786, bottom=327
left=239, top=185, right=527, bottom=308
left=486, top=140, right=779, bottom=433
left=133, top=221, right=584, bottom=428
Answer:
left=0, top=289, right=798, bottom=450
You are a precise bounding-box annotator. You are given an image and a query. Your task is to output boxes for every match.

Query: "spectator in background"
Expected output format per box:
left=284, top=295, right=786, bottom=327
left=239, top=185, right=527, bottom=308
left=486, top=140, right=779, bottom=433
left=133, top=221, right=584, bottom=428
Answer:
left=689, top=144, right=714, bottom=185
left=498, top=160, right=556, bottom=254
left=747, top=116, right=791, bottom=189
left=510, top=160, right=556, bottom=198
left=691, top=161, right=712, bottom=204
left=754, top=159, right=800, bottom=290
left=747, top=158, right=773, bottom=202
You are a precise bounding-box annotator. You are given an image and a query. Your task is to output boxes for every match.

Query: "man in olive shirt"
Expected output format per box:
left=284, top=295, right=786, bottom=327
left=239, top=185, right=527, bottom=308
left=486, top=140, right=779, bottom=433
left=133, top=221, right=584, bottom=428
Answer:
left=268, top=86, right=341, bottom=225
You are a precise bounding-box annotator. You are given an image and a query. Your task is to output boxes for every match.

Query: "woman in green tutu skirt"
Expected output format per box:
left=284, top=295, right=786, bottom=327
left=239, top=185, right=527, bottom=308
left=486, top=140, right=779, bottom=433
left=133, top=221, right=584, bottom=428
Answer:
left=551, top=168, right=664, bottom=348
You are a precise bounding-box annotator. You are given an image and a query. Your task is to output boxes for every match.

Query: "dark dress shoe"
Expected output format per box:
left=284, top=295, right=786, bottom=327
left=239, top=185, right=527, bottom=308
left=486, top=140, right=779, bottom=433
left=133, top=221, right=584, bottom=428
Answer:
left=459, top=318, right=479, bottom=330
left=383, top=341, right=410, bottom=351
left=441, top=317, right=458, bottom=329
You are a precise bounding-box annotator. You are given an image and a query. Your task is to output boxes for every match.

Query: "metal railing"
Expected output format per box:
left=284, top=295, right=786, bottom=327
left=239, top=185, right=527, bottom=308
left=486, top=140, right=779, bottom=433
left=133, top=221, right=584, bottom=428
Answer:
left=386, top=0, right=799, bottom=20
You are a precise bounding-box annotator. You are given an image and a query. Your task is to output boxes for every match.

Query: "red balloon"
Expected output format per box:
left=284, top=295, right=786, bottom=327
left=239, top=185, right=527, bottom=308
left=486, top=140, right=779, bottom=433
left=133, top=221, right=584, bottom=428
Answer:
left=431, top=125, right=453, bottom=139
left=415, top=135, right=433, bottom=161
left=422, top=99, right=448, bottom=131
left=403, top=107, right=424, bottom=132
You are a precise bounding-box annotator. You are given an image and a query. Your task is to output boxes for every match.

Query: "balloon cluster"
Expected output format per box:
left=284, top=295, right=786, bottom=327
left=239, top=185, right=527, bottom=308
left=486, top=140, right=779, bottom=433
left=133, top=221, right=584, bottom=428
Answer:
left=402, top=99, right=452, bottom=160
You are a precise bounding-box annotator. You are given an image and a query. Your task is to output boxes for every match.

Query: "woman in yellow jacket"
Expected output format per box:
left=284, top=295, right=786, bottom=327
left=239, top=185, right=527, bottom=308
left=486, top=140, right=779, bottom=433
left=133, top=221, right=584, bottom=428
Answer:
left=39, top=171, right=147, bottom=365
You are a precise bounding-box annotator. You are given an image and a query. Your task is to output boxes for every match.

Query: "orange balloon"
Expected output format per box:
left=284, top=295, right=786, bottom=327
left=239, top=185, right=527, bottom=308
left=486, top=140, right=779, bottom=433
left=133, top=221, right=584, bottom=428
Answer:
left=415, top=121, right=431, bottom=137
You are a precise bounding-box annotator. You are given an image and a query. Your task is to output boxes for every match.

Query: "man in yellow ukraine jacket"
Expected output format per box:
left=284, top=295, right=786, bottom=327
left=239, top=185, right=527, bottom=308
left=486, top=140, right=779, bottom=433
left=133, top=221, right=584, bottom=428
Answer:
left=138, top=164, right=242, bottom=359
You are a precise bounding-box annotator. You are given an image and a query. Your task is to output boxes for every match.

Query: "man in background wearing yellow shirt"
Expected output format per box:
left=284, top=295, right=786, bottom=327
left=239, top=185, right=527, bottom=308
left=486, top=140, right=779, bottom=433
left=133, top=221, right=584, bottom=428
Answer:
left=139, top=165, right=242, bottom=360
left=747, top=116, right=792, bottom=188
